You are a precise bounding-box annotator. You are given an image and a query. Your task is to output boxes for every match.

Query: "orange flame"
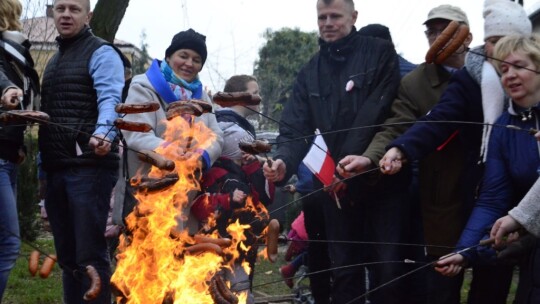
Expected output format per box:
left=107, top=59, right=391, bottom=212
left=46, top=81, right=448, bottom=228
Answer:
left=111, top=115, right=245, bottom=303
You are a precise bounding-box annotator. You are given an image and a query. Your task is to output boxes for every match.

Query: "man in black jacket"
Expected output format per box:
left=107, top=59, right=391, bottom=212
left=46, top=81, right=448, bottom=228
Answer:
left=264, top=0, right=411, bottom=303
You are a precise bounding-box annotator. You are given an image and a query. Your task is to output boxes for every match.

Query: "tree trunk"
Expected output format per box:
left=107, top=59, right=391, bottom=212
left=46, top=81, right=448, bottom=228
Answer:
left=90, top=0, right=131, bottom=42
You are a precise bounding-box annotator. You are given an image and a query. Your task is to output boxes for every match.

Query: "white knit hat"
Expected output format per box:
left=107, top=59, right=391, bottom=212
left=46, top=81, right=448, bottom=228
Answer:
left=483, top=0, right=532, bottom=40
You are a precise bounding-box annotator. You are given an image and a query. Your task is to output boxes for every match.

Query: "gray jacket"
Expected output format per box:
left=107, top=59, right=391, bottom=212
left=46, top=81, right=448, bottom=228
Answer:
left=509, top=178, right=540, bottom=237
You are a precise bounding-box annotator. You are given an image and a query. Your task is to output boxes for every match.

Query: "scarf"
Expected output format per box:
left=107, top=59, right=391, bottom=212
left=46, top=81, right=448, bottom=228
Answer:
left=465, top=45, right=506, bottom=163
left=160, top=60, right=203, bottom=100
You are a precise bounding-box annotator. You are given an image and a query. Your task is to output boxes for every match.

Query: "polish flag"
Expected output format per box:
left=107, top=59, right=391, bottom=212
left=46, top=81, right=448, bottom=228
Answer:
left=302, top=129, right=335, bottom=187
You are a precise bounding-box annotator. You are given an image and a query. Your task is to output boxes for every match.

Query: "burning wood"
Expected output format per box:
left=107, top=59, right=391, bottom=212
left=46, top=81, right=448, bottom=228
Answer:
left=212, top=91, right=262, bottom=107
left=137, top=150, right=175, bottom=171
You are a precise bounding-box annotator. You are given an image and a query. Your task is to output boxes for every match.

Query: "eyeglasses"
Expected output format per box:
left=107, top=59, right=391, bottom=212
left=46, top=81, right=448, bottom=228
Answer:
left=424, top=28, right=445, bottom=39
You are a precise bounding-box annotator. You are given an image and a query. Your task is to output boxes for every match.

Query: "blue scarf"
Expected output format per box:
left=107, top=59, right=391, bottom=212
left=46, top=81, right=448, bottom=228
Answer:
left=160, top=60, right=203, bottom=100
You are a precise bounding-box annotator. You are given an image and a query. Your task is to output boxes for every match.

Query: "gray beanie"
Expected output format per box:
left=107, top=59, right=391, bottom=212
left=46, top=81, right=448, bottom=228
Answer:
left=483, top=0, right=532, bottom=40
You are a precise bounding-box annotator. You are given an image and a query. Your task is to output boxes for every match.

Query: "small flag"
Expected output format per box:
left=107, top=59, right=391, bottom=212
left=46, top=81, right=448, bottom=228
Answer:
left=302, top=129, right=335, bottom=187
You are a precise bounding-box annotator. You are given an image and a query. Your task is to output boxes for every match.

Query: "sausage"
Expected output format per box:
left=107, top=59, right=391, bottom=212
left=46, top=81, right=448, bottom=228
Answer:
left=137, top=176, right=179, bottom=193
left=209, top=276, right=231, bottom=304
left=425, top=21, right=460, bottom=64
left=212, top=91, right=262, bottom=107
left=188, top=99, right=213, bottom=113
left=265, top=219, right=280, bottom=263
left=166, top=103, right=203, bottom=120
left=114, top=118, right=153, bottom=132
left=214, top=274, right=239, bottom=304
left=83, top=265, right=102, bottom=301
left=193, top=235, right=232, bottom=248
left=238, top=140, right=272, bottom=155
left=184, top=243, right=224, bottom=256
left=434, top=24, right=470, bottom=64
left=39, top=254, right=56, bottom=278
left=137, top=150, right=175, bottom=171
left=28, top=250, right=40, bottom=277
left=0, top=110, right=50, bottom=124
left=115, top=102, right=160, bottom=114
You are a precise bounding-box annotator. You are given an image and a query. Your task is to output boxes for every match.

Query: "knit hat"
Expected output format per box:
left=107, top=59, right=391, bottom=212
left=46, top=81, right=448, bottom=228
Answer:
left=358, top=24, right=392, bottom=43
left=483, top=0, right=532, bottom=40
left=424, top=5, right=469, bottom=26
left=165, top=28, right=207, bottom=65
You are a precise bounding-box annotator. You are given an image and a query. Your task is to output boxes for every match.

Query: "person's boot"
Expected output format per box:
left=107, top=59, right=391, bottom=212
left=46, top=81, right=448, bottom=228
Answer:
left=279, top=263, right=296, bottom=288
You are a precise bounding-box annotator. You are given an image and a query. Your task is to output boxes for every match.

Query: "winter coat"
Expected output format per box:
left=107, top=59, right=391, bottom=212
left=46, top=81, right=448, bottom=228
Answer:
left=509, top=178, right=540, bottom=237
left=274, top=29, right=402, bottom=191
left=457, top=106, right=540, bottom=264
left=121, top=73, right=223, bottom=178
left=114, top=69, right=223, bottom=233
left=367, top=62, right=469, bottom=256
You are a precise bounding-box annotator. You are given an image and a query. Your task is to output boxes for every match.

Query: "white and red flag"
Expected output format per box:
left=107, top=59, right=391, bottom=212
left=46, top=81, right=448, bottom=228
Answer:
left=302, top=129, right=335, bottom=187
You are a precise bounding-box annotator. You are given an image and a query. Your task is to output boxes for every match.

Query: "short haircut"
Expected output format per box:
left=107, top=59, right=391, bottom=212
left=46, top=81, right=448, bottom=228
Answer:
left=319, top=0, right=355, bottom=10
left=493, top=34, right=540, bottom=74
left=223, top=75, right=258, bottom=93
left=0, top=0, right=22, bottom=31
left=54, top=0, right=91, bottom=12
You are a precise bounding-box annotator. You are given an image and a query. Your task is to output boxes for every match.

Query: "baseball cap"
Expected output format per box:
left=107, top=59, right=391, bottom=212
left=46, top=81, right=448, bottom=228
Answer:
left=424, top=4, right=469, bottom=26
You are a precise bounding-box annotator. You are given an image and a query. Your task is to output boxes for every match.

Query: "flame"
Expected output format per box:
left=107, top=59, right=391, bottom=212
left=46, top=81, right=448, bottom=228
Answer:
left=111, top=115, right=248, bottom=304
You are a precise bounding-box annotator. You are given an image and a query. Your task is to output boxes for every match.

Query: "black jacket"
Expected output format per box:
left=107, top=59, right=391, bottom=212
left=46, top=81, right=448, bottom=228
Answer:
left=274, top=30, right=401, bottom=187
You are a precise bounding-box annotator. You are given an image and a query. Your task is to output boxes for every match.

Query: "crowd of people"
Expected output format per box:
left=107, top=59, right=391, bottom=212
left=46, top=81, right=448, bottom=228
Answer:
left=1, top=0, right=540, bottom=303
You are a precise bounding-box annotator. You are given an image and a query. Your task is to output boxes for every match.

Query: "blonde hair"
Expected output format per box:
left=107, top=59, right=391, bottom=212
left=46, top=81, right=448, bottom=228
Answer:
left=0, top=0, right=22, bottom=32
left=493, top=34, right=540, bottom=74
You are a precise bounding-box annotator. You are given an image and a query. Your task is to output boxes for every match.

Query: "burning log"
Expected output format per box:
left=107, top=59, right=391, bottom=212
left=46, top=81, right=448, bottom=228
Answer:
left=137, top=150, right=175, bottom=171
left=114, top=118, right=153, bottom=132
left=265, top=219, right=280, bottom=263
left=209, top=275, right=238, bottom=304
left=115, top=102, right=160, bottom=114
left=0, top=110, right=50, bottom=124
left=83, top=265, right=102, bottom=301
left=212, top=91, right=262, bottom=107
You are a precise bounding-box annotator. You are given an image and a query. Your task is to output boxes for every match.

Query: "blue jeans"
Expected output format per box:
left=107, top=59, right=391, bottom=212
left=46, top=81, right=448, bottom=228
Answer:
left=45, top=166, right=117, bottom=304
left=0, top=159, right=19, bottom=302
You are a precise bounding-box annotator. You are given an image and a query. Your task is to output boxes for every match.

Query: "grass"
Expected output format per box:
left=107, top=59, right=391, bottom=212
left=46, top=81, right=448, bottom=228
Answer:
left=3, top=235, right=519, bottom=304
left=3, top=237, right=62, bottom=304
